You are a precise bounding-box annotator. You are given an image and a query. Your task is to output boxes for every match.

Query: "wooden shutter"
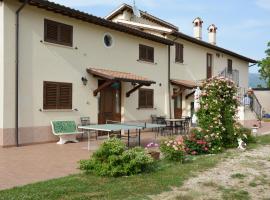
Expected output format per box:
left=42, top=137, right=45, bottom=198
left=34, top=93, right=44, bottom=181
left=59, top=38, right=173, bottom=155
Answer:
left=175, top=43, right=183, bottom=63
left=59, top=24, right=73, bottom=46
left=43, top=82, right=58, bottom=109
left=44, top=19, right=58, bottom=42
left=58, top=83, right=72, bottom=109
left=227, top=59, right=233, bottom=74
left=147, top=46, right=154, bottom=62
left=44, top=19, right=73, bottom=47
left=138, top=89, right=154, bottom=108
left=43, top=81, right=72, bottom=110
left=139, top=44, right=154, bottom=63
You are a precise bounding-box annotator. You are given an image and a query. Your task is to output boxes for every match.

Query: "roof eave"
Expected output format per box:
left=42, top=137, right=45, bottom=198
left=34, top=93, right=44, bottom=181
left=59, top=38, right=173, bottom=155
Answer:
left=172, top=32, right=258, bottom=63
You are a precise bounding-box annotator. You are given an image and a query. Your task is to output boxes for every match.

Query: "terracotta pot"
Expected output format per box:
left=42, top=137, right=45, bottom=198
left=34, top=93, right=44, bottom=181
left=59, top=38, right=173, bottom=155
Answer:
left=149, top=151, right=160, bottom=160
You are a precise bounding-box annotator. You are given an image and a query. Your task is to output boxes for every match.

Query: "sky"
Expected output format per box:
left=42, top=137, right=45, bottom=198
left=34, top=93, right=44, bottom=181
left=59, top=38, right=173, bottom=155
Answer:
left=53, top=0, right=270, bottom=73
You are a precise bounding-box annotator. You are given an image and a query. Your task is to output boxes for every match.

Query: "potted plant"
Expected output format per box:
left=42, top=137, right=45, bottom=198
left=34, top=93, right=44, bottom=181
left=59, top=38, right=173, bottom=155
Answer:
left=145, top=142, right=160, bottom=160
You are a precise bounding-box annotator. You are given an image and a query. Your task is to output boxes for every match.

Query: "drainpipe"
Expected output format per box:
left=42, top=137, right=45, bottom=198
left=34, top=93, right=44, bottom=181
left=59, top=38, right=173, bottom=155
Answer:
left=168, top=45, right=172, bottom=118
left=15, top=0, right=28, bottom=147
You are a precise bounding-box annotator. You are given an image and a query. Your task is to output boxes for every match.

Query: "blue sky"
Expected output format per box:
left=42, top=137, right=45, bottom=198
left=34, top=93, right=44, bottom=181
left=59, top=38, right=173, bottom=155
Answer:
left=54, top=0, right=270, bottom=73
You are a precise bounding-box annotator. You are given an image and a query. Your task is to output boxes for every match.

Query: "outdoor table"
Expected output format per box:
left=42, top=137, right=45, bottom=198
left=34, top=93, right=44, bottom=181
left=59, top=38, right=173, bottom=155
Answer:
left=165, top=118, right=185, bottom=134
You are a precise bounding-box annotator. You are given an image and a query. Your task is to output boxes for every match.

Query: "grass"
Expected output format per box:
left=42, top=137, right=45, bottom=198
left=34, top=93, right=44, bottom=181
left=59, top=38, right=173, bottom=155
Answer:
left=220, top=187, right=250, bottom=200
left=231, top=173, right=247, bottom=179
left=0, top=153, right=230, bottom=200
left=1, top=135, right=270, bottom=200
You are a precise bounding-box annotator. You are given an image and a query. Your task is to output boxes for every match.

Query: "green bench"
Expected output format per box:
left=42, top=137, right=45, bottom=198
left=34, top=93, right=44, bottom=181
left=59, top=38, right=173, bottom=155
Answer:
left=51, top=120, right=83, bottom=144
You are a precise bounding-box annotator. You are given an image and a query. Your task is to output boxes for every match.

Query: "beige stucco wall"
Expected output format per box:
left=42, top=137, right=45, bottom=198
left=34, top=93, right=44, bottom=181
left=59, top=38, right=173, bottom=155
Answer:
left=169, top=38, right=249, bottom=117
left=1, top=1, right=169, bottom=146
left=254, top=90, right=270, bottom=114
left=0, top=2, right=4, bottom=145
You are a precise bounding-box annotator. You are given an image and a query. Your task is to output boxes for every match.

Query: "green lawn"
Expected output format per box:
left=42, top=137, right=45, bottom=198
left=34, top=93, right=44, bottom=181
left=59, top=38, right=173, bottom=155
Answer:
left=1, top=135, right=270, bottom=200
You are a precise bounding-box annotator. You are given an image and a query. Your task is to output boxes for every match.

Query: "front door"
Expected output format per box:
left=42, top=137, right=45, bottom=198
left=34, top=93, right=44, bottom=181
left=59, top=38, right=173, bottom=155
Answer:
left=174, top=92, right=182, bottom=119
left=98, top=80, right=121, bottom=124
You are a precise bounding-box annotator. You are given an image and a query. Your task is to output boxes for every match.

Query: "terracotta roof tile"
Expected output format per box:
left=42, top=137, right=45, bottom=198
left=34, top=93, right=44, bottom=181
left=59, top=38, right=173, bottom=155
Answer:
left=171, top=79, right=200, bottom=89
left=87, top=68, right=155, bottom=85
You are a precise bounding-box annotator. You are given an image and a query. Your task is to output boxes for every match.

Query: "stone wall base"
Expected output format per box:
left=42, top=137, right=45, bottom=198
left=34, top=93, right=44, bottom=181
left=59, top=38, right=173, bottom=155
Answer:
left=0, top=126, right=58, bottom=147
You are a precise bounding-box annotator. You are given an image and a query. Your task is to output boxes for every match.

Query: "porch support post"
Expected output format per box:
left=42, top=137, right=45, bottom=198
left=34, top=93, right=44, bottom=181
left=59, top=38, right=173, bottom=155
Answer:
left=93, top=80, right=114, bottom=96
left=126, top=84, right=145, bottom=97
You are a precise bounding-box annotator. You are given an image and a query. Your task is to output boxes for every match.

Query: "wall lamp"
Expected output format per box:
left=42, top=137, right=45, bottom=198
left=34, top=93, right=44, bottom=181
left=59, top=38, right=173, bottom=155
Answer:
left=81, top=77, right=88, bottom=86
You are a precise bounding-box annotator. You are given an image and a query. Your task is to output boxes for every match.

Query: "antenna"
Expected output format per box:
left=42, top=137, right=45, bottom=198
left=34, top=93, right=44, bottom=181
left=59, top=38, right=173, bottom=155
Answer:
left=132, top=0, right=141, bottom=18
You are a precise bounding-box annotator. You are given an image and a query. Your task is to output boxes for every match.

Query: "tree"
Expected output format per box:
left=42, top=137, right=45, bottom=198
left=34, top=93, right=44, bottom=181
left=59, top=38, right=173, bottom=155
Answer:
left=258, top=42, right=270, bottom=88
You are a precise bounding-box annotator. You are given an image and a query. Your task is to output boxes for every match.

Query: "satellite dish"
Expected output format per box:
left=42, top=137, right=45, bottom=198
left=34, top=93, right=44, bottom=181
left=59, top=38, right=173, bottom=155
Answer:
left=132, top=0, right=141, bottom=18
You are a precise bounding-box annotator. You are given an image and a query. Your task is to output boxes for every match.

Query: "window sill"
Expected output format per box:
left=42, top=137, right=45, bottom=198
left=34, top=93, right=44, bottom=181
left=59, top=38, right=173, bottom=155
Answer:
left=41, top=41, right=76, bottom=50
left=39, top=109, right=78, bottom=112
left=174, top=61, right=185, bottom=65
left=137, top=59, right=157, bottom=65
left=137, top=107, right=157, bottom=110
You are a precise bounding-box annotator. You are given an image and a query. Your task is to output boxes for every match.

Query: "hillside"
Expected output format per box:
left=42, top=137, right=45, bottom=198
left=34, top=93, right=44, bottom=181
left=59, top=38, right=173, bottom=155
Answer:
left=249, top=73, right=267, bottom=88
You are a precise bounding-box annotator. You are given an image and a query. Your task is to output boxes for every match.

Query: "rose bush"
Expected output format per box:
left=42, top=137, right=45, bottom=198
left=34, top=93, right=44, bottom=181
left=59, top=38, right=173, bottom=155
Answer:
left=184, top=128, right=210, bottom=155
left=196, top=76, right=244, bottom=152
left=160, top=137, right=186, bottom=162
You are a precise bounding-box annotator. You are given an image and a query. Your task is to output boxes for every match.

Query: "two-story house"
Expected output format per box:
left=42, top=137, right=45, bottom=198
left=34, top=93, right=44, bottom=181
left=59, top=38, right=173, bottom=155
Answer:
left=0, top=0, right=256, bottom=147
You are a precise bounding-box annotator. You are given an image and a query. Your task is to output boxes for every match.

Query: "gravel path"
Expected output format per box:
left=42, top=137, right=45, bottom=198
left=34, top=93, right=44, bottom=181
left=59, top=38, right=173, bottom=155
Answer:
left=151, top=145, right=270, bottom=200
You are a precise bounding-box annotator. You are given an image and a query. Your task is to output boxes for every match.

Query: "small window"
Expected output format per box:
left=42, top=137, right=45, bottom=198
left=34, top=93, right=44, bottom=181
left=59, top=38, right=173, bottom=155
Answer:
left=138, top=89, right=154, bottom=108
left=175, top=43, right=184, bottom=63
left=206, top=53, right=213, bottom=79
left=227, top=59, right=233, bottom=74
left=103, top=34, right=113, bottom=47
left=139, top=44, right=154, bottom=63
left=44, top=19, right=73, bottom=47
left=43, top=81, right=72, bottom=110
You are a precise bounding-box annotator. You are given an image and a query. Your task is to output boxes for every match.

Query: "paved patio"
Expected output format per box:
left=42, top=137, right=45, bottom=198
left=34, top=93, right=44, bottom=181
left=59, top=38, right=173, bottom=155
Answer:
left=0, top=132, right=157, bottom=190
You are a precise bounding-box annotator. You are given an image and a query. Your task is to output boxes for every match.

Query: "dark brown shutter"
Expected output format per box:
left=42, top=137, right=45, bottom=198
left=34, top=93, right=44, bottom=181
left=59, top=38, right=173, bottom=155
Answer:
left=43, top=82, right=58, bottom=109
left=58, top=83, right=72, bottom=109
left=59, top=24, right=73, bottom=46
left=147, top=46, right=154, bottom=62
left=44, top=19, right=73, bottom=47
left=43, top=81, right=72, bottom=110
left=44, top=20, right=58, bottom=42
left=139, top=44, right=154, bottom=63
left=227, top=59, right=233, bottom=74
left=175, top=43, right=184, bottom=63
left=138, top=89, right=154, bottom=108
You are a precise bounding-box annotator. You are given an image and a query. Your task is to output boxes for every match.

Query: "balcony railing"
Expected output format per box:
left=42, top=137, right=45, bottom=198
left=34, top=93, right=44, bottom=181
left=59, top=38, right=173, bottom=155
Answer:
left=219, top=68, right=240, bottom=86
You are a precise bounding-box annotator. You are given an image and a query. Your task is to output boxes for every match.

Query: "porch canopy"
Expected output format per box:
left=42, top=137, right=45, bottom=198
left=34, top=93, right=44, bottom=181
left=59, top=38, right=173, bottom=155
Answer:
left=87, top=68, right=156, bottom=97
left=170, top=79, right=199, bottom=99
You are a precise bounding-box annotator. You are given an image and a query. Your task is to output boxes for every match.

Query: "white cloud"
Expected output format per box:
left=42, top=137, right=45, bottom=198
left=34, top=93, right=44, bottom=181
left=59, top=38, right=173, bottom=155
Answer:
left=255, top=0, right=270, bottom=10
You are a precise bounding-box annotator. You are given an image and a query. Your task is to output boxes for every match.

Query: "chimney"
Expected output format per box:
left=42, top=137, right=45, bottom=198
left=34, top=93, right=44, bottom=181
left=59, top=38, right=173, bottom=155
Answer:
left=208, top=24, right=217, bottom=45
left=192, top=17, right=203, bottom=40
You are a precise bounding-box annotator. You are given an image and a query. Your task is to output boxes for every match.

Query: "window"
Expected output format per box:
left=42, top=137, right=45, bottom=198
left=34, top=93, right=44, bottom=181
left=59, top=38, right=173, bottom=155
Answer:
left=44, top=19, right=73, bottom=47
left=104, top=33, right=113, bottom=47
left=206, top=53, right=213, bottom=79
left=138, top=89, right=154, bottom=108
left=43, top=81, right=72, bottom=110
left=227, top=59, right=233, bottom=74
left=139, top=44, right=154, bottom=63
left=175, top=43, right=184, bottom=63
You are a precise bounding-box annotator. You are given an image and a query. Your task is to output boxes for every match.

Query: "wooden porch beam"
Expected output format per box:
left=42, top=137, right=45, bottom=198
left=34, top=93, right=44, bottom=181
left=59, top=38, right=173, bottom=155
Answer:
left=93, top=80, right=114, bottom=96
left=126, top=84, right=144, bottom=97
left=172, top=88, right=185, bottom=98
left=185, top=91, right=195, bottom=99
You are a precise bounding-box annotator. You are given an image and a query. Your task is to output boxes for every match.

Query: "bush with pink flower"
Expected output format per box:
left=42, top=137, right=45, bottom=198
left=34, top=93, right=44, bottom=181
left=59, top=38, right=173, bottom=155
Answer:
left=160, top=137, right=186, bottom=162
left=196, top=76, right=242, bottom=153
left=184, top=128, right=210, bottom=155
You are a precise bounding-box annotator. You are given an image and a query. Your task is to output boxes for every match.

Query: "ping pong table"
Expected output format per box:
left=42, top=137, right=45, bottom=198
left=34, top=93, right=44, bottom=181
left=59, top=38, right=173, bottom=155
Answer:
left=78, top=121, right=166, bottom=150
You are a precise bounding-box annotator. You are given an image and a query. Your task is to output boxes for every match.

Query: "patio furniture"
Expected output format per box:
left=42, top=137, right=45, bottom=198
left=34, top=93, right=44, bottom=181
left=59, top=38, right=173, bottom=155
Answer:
left=51, top=120, right=83, bottom=144
left=182, top=117, right=191, bottom=134
left=80, top=117, right=98, bottom=140
left=165, top=118, right=185, bottom=135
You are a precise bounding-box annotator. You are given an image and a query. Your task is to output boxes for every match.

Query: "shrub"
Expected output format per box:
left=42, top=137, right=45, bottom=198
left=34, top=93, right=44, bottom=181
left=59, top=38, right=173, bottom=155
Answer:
left=196, top=76, right=241, bottom=152
left=160, top=137, right=186, bottom=162
left=79, top=138, right=154, bottom=177
left=184, top=128, right=210, bottom=155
